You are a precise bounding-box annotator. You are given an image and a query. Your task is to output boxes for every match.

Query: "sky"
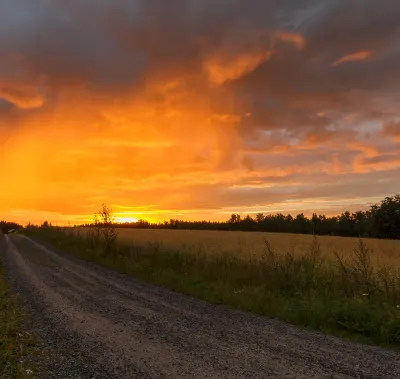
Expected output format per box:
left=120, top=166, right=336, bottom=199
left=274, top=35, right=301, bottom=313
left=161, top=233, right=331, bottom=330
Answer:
left=1, top=0, right=400, bottom=225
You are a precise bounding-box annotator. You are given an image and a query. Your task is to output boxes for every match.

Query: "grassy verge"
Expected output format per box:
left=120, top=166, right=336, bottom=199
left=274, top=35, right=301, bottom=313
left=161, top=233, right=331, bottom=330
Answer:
left=25, top=226, right=400, bottom=349
left=0, top=244, right=37, bottom=378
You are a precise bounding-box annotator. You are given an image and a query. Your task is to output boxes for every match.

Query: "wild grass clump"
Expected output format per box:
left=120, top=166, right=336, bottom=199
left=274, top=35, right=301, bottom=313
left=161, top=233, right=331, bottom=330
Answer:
left=23, top=226, right=400, bottom=348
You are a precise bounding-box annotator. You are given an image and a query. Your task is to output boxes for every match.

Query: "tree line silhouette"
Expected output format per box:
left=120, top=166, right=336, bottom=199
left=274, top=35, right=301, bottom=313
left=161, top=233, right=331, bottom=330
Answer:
left=0, top=221, right=22, bottom=234
left=81, top=194, right=400, bottom=239
left=2, top=194, right=400, bottom=239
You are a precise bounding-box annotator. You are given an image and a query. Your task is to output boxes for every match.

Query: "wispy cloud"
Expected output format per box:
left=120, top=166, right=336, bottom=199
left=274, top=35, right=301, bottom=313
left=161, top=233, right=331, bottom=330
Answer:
left=274, top=32, right=306, bottom=50
left=332, top=50, right=376, bottom=67
left=204, top=50, right=275, bottom=85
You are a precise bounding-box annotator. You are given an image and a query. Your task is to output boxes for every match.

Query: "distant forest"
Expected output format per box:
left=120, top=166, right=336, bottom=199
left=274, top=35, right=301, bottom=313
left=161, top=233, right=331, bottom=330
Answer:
left=82, top=194, right=400, bottom=239
left=2, top=194, right=400, bottom=240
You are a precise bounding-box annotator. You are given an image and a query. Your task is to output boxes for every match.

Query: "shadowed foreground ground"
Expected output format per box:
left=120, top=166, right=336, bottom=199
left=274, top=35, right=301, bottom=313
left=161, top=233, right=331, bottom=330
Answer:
left=1, top=234, right=399, bottom=378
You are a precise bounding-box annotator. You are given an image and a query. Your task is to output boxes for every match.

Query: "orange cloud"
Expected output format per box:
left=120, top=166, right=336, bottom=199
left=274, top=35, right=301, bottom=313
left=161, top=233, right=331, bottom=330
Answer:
left=332, top=50, right=375, bottom=67
left=346, top=141, right=380, bottom=157
left=353, top=153, right=400, bottom=173
left=0, top=84, right=45, bottom=109
left=204, top=50, right=275, bottom=85
left=203, top=30, right=305, bottom=85
left=274, top=32, right=306, bottom=50
left=383, top=122, right=400, bottom=141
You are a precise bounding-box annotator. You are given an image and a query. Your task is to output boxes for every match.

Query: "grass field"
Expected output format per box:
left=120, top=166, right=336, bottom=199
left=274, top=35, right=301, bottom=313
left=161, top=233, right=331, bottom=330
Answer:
left=0, top=236, right=37, bottom=378
left=107, top=228, right=400, bottom=266
left=26, top=226, right=400, bottom=349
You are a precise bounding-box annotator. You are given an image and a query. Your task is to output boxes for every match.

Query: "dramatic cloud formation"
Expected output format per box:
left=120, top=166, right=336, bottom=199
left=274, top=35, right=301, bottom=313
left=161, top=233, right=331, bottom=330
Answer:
left=1, top=0, right=400, bottom=224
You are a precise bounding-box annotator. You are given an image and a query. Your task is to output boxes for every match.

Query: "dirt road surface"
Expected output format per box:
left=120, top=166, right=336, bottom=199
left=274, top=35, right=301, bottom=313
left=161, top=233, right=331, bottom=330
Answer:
left=1, top=233, right=399, bottom=378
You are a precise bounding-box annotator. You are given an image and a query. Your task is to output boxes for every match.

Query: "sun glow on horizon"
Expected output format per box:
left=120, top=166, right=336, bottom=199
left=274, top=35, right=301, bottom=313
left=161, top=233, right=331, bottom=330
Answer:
left=115, top=216, right=139, bottom=224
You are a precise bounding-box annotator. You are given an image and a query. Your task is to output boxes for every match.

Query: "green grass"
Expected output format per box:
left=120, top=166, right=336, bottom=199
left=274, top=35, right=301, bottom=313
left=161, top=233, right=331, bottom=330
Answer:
left=25, top=226, right=400, bottom=349
left=0, top=253, right=37, bottom=378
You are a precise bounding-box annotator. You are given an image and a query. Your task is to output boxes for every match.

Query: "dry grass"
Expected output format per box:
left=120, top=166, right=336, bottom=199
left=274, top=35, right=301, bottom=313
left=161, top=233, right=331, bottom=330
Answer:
left=74, top=228, right=400, bottom=267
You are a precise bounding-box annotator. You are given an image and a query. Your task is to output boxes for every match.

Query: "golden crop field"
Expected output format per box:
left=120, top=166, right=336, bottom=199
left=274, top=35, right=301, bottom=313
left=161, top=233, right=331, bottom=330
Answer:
left=105, top=228, right=400, bottom=266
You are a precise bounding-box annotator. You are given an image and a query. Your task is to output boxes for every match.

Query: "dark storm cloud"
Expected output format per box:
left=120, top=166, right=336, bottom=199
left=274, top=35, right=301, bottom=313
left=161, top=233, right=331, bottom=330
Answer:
left=0, top=1, right=323, bottom=88
left=0, top=1, right=148, bottom=90
left=225, top=1, right=400, bottom=141
left=1, top=1, right=398, bottom=95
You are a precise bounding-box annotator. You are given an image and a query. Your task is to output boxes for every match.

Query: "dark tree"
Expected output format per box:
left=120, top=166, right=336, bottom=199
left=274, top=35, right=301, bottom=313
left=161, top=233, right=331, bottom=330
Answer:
left=370, top=195, right=400, bottom=239
left=0, top=221, right=23, bottom=234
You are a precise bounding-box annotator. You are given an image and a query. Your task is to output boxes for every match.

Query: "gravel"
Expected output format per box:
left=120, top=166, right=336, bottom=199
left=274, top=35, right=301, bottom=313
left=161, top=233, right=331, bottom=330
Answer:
left=1, top=233, right=399, bottom=379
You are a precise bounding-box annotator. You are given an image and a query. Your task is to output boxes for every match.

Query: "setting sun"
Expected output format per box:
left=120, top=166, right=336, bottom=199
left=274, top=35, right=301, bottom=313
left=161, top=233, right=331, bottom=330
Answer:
left=116, top=217, right=139, bottom=224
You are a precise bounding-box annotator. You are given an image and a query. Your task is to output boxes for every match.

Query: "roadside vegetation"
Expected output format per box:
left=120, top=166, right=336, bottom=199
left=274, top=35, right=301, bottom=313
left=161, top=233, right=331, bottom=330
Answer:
left=23, top=205, right=400, bottom=349
left=0, top=234, right=37, bottom=378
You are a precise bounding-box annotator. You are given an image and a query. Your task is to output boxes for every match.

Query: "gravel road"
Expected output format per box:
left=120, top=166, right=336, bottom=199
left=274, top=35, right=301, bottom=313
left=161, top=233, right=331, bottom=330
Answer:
left=1, top=233, right=399, bottom=379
